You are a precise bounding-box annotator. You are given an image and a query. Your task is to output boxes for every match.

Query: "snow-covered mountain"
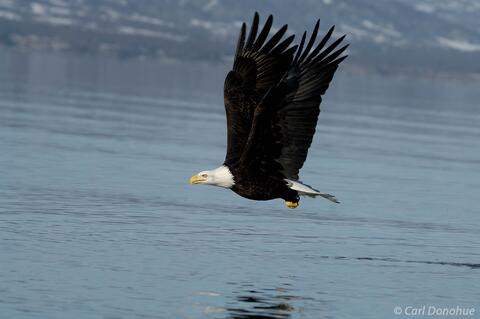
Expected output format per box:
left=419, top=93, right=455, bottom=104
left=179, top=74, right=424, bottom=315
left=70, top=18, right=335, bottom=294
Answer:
left=1, top=0, right=479, bottom=76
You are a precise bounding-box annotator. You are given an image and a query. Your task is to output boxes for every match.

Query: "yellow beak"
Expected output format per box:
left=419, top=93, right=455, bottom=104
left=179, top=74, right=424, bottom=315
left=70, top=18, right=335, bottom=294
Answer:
left=190, top=175, right=206, bottom=184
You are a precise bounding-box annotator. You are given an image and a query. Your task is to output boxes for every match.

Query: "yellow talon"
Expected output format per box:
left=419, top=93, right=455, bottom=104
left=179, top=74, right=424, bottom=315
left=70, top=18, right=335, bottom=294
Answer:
left=285, top=201, right=299, bottom=209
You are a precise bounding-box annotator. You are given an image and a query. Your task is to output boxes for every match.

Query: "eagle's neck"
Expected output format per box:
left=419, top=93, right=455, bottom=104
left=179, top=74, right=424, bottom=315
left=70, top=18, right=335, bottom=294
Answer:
left=210, top=165, right=235, bottom=188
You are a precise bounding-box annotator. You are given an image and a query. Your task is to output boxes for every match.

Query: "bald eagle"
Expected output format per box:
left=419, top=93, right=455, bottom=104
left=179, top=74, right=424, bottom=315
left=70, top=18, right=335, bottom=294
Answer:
left=190, top=12, right=348, bottom=209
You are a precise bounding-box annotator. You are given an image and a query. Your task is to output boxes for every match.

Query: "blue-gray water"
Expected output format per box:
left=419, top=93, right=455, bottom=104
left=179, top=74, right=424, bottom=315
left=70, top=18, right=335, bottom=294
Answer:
left=1, top=50, right=479, bottom=319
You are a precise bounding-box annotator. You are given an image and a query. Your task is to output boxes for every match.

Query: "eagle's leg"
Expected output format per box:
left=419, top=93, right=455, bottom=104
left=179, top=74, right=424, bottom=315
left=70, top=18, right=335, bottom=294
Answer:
left=284, top=191, right=300, bottom=209
left=285, top=201, right=299, bottom=209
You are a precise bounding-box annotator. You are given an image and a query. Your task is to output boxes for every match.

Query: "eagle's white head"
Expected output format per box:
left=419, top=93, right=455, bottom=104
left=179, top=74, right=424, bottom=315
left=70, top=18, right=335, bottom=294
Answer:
left=190, top=165, right=235, bottom=188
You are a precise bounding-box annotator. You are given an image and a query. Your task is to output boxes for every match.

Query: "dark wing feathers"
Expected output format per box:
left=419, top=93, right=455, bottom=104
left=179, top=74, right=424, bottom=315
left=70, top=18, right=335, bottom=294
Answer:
left=293, top=31, right=307, bottom=65
left=298, top=20, right=320, bottom=64
left=273, top=26, right=348, bottom=180
left=244, top=12, right=259, bottom=52
left=233, top=23, right=246, bottom=67
left=261, top=24, right=288, bottom=53
left=304, top=25, right=335, bottom=65
left=312, top=35, right=347, bottom=65
left=252, top=15, right=273, bottom=52
left=223, top=12, right=295, bottom=165
left=238, top=19, right=348, bottom=180
left=224, top=13, right=347, bottom=179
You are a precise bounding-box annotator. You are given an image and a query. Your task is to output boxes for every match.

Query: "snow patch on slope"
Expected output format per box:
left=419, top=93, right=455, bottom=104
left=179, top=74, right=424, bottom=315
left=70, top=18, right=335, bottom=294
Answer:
left=117, top=26, right=186, bottom=41
left=129, top=13, right=174, bottom=28
left=190, top=18, right=237, bottom=38
left=437, top=37, right=480, bottom=52
left=31, top=2, right=46, bottom=15
left=35, top=16, right=75, bottom=26
left=339, top=20, right=404, bottom=46
left=0, top=9, right=20, bottom=20
left=414, top=3, right=435, bottom=14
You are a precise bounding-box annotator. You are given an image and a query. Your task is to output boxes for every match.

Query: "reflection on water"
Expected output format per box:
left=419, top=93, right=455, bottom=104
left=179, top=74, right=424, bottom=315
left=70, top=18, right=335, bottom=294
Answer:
left=1, top=49, right=480, bottom=319
left=324, top=256, right=480, bottom=269
left=227, top=285, right=297, bottom=319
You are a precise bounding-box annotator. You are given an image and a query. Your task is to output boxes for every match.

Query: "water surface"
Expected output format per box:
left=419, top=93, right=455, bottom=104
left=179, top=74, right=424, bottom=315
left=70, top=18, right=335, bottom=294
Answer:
left=1, top=50, right=479, bottom=319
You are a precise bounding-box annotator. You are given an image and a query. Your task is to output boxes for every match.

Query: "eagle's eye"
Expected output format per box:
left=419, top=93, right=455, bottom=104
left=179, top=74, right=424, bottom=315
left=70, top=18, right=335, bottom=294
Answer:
left=201, top=174, right=208, bottom=178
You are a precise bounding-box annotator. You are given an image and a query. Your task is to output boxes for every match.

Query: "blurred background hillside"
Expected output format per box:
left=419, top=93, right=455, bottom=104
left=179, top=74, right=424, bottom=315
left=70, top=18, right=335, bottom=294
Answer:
left=1, top=0, right=480, bottom=78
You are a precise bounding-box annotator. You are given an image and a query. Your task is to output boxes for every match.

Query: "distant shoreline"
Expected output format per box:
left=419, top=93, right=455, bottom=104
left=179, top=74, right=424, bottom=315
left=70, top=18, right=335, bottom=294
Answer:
left=2, top=44, right=479, bottom=83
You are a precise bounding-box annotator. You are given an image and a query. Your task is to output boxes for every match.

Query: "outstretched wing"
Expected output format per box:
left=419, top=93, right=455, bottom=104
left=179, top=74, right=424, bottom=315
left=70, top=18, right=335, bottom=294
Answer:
left=223, top=12, right=296, bottom=166
left=241, top=21, right=348, bottom=180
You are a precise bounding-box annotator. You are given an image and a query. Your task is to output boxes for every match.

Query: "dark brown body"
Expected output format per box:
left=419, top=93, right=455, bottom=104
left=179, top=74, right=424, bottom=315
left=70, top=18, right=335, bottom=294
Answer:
left=229, top=165, right=299, bottom=202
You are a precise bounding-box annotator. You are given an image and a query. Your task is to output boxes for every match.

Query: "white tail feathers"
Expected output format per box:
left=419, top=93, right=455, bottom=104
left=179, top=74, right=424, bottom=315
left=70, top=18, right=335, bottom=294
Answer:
left=285, top=179, right=340, bottom=203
